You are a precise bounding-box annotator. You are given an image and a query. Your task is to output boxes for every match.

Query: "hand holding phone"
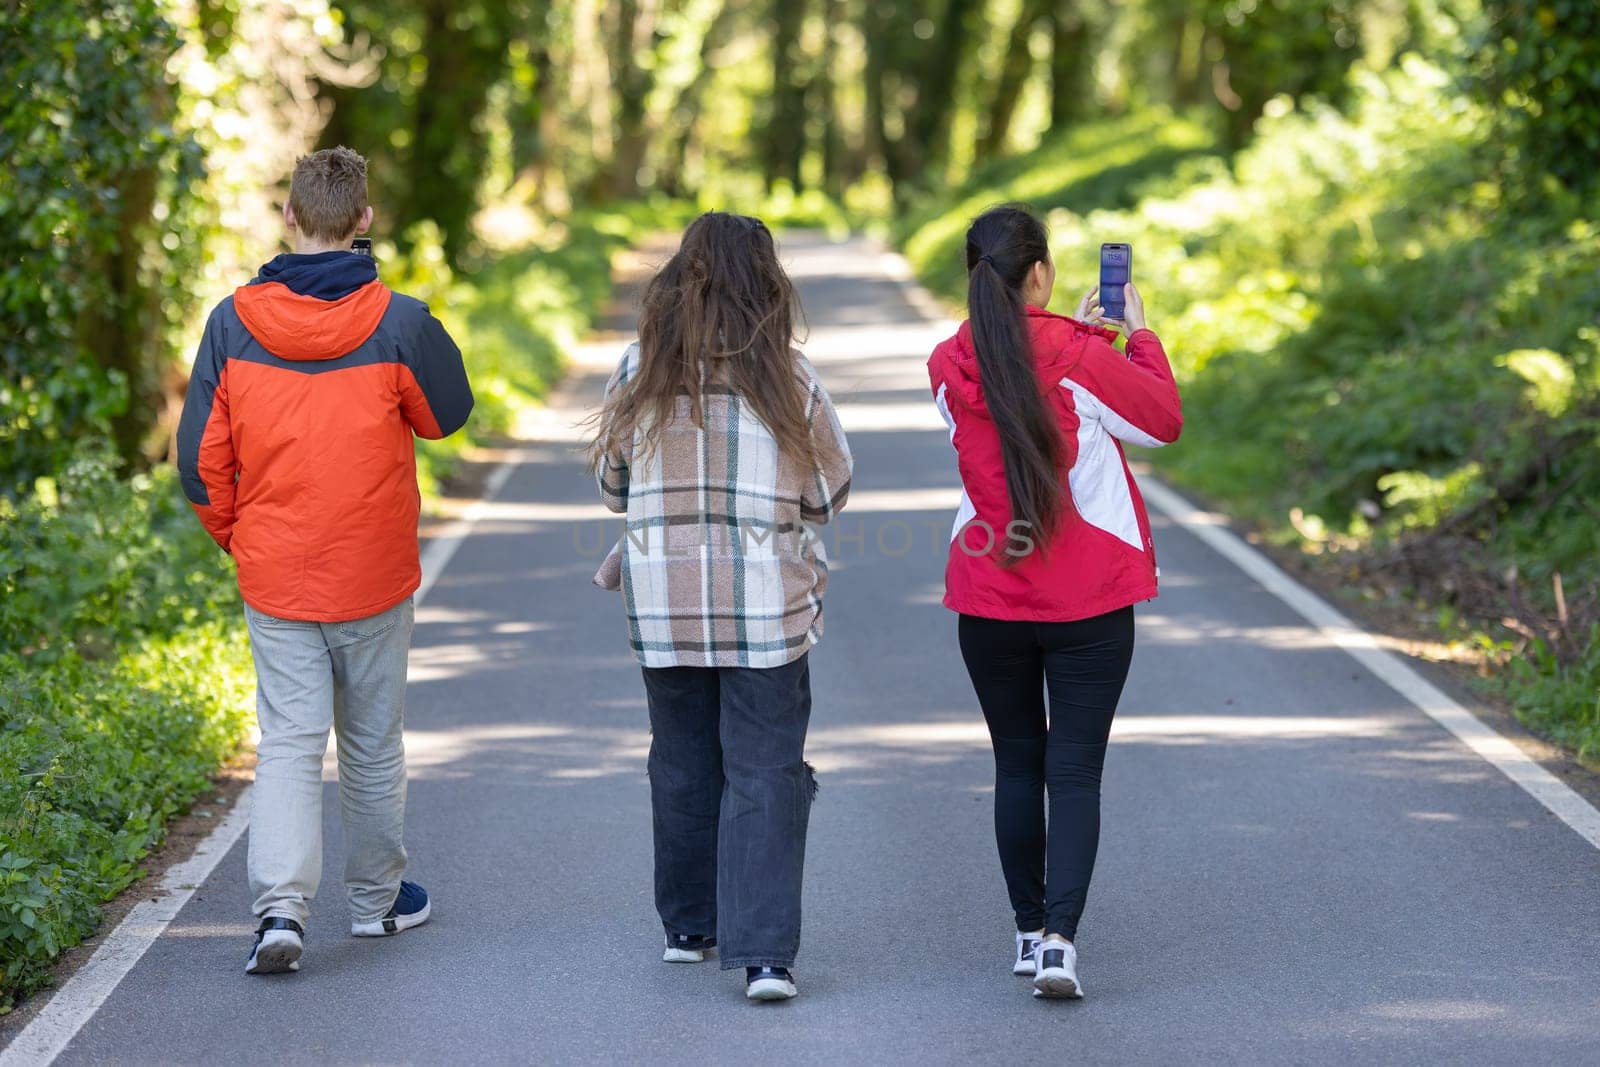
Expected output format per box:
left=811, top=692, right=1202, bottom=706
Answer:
left=1075, top=281, right=1147, bottom=336
left=1113, top=283, right=1147, bottom=334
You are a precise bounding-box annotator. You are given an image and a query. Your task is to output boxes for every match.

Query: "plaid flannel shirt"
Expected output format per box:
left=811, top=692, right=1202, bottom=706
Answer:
left=596, top=342, right=853, bottom=668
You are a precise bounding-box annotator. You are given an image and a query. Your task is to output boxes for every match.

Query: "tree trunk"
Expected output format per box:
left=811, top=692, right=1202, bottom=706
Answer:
left=765, top=0, right=808, bottom=191
left=1048, top=0, right=1090, bottom=129
left=660, top=2, right=738, bottom=195
left=1170, top=10, right=1206, bottom=106
left=408, top=0, right=510, bottom=262
left=904, top=0, right=978, bottom=184
left=819, top=0, right=846, bottom=198
left=978, top=0, right=1048, bottom=158
left=510, top=9, right=553, bottom=179
left=606, top=0, right=659, bottom=199
left=862, top=3, right=898, bottom=185
left=83, top=161, right=162, bottom=467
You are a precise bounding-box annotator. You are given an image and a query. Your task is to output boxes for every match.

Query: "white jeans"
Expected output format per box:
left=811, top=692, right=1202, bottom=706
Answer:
left=242, top=598, right=413, bottom=928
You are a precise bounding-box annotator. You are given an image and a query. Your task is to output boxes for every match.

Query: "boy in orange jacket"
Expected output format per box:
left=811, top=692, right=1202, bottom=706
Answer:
left=177, top=147, right=472, bottom=974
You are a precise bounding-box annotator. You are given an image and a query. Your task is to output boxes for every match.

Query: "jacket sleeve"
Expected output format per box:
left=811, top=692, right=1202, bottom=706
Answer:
left=176, top=305, right=238, bottom=551
left=596, top=347, right=635, bottom=514
left=1061, top=328, right=1183, bottom=447
left=800, top=361, right=852, bottom=524
left=399, top=306, right=474, bottom=439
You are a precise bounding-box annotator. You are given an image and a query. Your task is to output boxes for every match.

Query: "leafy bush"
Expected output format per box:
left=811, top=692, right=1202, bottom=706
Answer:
left=1475, top=0, right=1600, bottom=196
left=898, top=56, right=1600, bottom=760
left=0, top=458, right=253, bottom=1011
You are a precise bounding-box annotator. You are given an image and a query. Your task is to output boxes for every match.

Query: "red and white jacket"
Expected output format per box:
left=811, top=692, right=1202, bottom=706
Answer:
left=927, top=306, right=1183, bottom=622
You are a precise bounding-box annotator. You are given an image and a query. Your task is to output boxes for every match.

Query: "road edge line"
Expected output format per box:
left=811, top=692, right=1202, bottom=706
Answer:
left=1139, top=476, right=1600, bottom=852
left=1, top=450, right=526, bottom=1067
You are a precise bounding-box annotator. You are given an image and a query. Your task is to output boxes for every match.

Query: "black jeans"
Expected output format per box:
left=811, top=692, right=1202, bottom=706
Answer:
left=958, top=608, right=1135, bottom=941
left=640, top=653, right=815, bottom=970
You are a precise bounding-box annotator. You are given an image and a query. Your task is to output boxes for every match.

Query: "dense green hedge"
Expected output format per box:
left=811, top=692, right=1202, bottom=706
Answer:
left=897, top=57, right=1600, bottom=760
left=0, top=458, right=252, bottom=1009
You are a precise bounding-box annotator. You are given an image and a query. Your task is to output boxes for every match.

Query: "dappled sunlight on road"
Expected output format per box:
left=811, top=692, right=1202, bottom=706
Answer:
left=403, top=722, right=650, bottom=782
left=1138, top=614, right=1342, bottom=652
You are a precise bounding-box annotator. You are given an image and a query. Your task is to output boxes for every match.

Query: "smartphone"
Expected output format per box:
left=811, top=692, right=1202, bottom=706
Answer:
left=351, top=237, right=373, bottom=258
left=1099, top=243, right=1131, bottom=321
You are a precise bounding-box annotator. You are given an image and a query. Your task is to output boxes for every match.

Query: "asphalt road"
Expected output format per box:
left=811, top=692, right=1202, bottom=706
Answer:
left=43, top=234, right=1600, bottom=1064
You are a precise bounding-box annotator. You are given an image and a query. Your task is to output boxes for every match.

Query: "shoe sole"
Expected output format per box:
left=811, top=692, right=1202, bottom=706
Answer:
left=663, top=947, right=708, bottom=963
left=746, top=979, right=797, bottom=1001
left=1013, top=962, right=1037, bottom=976
left=246, top=932, right=302, bottom=975
left=1032, top=971, right=1083, bottom=999
left=351, top=899, right=431, bottom=937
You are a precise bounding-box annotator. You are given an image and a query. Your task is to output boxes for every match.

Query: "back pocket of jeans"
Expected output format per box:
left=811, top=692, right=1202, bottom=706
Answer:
left=336, top=604, right=402, bottom=640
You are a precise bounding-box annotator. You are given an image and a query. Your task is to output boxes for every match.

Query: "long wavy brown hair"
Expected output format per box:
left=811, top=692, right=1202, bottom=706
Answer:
left=590, top=212, right=814, bottom=470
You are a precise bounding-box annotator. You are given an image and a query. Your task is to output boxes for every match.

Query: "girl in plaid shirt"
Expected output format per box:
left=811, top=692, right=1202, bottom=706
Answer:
left=589, top=213, right=851, bottom=1002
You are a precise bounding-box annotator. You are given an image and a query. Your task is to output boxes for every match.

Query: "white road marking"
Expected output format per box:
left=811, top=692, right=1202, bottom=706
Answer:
left=0, top=451, right=526, bottom=1067
left=1139, top=477, right=1600, bottom=852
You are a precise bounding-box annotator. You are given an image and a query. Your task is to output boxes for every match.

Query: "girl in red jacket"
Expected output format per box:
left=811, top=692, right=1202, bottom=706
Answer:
left=927, top=205, right=1182, bottom=999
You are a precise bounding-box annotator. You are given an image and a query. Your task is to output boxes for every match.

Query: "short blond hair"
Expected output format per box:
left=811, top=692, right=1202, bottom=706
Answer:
left=288, top=146, right=368, bottom=243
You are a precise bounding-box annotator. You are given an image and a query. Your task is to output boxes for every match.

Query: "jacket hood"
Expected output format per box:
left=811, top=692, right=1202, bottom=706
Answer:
left=935, top=305, right=1119, bottom=414
left=234, top=251, right=390, bottom=361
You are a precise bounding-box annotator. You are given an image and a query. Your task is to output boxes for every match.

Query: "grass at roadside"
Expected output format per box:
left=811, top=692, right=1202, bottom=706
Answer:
left=895, top=59, right=1600, bottom=763
left=0, top=210, right=638, bottom=1012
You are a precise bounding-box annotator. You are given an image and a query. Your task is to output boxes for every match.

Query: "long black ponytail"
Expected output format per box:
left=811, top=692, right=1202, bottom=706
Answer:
left=965, top=205, right=1062, bottom=558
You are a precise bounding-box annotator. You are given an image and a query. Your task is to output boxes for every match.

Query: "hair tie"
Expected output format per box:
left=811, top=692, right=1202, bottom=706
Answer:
left=976, top=254, right=995, bottom=268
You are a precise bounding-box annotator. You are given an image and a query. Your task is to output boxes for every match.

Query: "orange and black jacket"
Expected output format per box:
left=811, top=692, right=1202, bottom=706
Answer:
left=177, top=251, right=473, bottom=622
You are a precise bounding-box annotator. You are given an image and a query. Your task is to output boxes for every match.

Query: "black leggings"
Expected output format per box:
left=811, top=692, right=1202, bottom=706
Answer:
left=958, top=607, right=1135, bottom=940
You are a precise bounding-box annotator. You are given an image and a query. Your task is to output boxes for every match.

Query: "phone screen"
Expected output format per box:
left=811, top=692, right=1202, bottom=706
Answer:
left=1099, top=243, right=1131, bottom=320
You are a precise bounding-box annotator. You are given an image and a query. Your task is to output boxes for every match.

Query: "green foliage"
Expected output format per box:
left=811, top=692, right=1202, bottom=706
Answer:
left=1476, top=0, right=1600, bottom=195
left=0, top=457, right=253, bottom=1011
left=377, top=212, right=639, bottom=493
left=1505, top=628, right=1600, bottom=763
left=0, top=453, right=240, bottom=663
left=1200, top=0, right=1367, bottom=147
left=0, top=0, right=203, bottom=492
left=898, top=55, right=1600, bottom=759
left=897, top=110, right=1219, bottom=298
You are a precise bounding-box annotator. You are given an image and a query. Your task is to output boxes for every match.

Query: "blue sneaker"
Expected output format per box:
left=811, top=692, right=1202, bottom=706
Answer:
left=351, top=880, right=431, bottom=937
left=246, top=917, right=304, bottom=974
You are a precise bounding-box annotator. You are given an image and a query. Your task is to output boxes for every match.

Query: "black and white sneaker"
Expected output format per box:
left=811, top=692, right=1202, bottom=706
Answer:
left=663, top=933, right=716, bottom=963
left=745, top=966, right=798, bottom=1001
left=1032, top=939, right=1084, bottom=999
left=351, top=880, right=431, bottom=937
left=1013, top=930, right=1043, bottom=976
left=245, top=917, right=304, bottom=975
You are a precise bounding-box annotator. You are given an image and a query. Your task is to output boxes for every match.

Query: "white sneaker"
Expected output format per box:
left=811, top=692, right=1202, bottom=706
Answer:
left=1013, top=931, right=1043, bottom=976
left=663, top=934, right=714, bottom=963
left=1032, top=939, right=1084, bottom=999
left=745, top=967, right=798, bottom=1001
